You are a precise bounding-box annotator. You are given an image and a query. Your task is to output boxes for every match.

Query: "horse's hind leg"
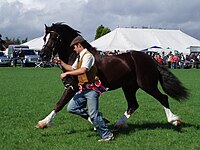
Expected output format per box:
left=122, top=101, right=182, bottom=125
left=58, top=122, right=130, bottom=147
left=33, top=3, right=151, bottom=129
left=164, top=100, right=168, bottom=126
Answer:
left=114, top=85, right=139, bottom=130
left=145, top=88, right=181, bottom=126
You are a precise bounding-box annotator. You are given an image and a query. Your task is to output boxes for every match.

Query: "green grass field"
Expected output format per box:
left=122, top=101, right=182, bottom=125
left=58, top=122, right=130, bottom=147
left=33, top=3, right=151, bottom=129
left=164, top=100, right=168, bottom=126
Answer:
left=0, top=67, right=200, bottom=150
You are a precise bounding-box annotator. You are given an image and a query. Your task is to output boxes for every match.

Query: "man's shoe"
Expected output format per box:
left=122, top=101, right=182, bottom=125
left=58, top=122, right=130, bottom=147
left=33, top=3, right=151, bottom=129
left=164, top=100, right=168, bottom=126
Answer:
left=98, top=133, right=114, bottom=142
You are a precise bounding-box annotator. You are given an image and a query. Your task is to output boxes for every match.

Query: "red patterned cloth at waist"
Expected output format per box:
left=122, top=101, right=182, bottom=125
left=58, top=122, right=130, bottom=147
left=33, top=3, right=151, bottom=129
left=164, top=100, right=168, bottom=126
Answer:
left=79, top=80, right=108, bottom=96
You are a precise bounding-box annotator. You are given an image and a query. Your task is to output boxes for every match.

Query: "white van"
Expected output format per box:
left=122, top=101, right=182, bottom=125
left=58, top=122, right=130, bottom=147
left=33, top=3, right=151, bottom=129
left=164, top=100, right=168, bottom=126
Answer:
left=5, top=45, right=29, bottom=58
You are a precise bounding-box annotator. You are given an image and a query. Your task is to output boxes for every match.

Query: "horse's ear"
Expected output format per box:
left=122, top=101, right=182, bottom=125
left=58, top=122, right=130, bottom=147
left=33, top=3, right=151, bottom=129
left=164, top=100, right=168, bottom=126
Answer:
left=45, top=24, right=48, bottom=29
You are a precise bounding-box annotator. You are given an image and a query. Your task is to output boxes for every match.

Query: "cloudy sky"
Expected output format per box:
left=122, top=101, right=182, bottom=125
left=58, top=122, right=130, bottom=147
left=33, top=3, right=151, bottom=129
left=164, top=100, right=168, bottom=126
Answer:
left=0, top=0, right=200, bottom=42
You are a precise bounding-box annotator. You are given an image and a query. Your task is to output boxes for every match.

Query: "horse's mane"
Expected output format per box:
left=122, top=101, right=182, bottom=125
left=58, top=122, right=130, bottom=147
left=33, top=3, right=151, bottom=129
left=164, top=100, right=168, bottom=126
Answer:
left=51, top=22, right=81, bottom=34
left=49, top=23, right=124, bottom=57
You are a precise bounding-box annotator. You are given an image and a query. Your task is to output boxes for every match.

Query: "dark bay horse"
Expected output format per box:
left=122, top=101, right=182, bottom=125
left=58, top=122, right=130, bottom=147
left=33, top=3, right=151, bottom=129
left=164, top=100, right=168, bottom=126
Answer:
left=36, top=23, right=189, bottom=129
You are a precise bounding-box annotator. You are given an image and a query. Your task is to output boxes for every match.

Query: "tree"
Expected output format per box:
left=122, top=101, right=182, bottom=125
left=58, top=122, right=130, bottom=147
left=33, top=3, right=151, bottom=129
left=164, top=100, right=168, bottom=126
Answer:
left=22, top=38, right=28, bottom=44
left=95, top=25, right=111, bottom=40
left=0, top=35, right=28, bottom=48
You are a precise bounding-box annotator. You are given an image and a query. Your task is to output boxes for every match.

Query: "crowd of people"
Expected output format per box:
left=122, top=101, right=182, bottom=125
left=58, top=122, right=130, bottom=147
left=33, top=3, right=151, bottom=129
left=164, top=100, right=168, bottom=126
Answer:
left=148, top=51, right=184, bottom=68
left=147, top=51, right=200, bottom=69
left=99, top=49, right=200, bottom=69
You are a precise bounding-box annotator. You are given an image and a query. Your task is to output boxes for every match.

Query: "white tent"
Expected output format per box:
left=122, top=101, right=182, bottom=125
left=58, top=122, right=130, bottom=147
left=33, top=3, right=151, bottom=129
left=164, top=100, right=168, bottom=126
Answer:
left=22, top=28, right=200, bottom=55
left=22, top=36, right=44, bottom=50
left=91, top=28, right=200, bottom=55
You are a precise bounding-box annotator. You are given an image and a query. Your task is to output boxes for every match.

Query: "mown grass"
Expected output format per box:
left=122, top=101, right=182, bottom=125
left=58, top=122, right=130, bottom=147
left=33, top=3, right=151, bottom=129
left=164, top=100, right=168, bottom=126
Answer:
left=0, top=67, right=199, bottom=150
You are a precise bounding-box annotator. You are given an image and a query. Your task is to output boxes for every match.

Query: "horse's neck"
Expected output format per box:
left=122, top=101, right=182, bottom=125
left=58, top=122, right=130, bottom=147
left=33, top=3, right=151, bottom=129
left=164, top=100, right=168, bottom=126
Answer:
left=68, top=52, right=78, bottom=65
left=87, top=47, right=99, bottom=57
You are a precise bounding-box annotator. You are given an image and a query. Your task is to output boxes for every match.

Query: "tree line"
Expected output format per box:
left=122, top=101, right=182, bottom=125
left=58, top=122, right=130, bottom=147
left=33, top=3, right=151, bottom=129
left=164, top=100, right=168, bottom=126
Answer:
left=0, top=36, right=28, bottom=50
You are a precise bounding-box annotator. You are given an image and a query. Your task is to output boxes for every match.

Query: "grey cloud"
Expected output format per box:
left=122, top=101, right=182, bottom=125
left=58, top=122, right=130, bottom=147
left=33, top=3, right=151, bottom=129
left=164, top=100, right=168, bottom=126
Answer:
left=0, top=0, right=200, bottom=42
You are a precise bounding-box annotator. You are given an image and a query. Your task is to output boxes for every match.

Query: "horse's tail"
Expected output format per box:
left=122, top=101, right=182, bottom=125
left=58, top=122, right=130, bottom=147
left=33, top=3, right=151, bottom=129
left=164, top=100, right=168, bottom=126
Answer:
left=155, top=60, right=189, bottom=101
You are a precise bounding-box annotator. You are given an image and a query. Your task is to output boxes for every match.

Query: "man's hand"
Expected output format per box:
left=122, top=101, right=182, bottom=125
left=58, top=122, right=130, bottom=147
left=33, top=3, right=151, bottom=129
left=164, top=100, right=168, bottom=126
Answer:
left=53, top=57, right=61, bottom=64
left=60, top=72, right=67, bottom=79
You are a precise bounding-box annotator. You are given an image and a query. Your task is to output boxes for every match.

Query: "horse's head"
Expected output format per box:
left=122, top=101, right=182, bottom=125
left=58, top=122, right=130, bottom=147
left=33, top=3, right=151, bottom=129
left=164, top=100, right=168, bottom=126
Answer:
left=40, top=23, right=80, bottom=63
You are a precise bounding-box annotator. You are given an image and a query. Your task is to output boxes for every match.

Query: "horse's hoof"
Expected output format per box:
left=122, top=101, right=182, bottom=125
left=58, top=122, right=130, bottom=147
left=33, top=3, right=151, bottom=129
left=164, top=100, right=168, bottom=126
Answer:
left=113, top=125, right=122, bottom=131
left=35, top=122, right=50, bottom=129
left=113, top=124, right=128, bottom=131
left=171, top=119, right=181, bottom=126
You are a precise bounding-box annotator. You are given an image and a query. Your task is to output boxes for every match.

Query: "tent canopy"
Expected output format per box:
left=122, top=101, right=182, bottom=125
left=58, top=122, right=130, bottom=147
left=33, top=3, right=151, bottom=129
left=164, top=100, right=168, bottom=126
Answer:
left=91, top=28, right=200, bottom=55
left=22, top=28, right=200, bottom=55
left=21, top=36, right=44, bottom=50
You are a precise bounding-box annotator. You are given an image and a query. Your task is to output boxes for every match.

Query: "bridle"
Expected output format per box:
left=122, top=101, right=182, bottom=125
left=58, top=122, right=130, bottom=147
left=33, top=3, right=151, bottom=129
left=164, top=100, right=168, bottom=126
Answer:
left=43, top=30, right=61, bottom=58
left=41, top=26, right=78, bottom=91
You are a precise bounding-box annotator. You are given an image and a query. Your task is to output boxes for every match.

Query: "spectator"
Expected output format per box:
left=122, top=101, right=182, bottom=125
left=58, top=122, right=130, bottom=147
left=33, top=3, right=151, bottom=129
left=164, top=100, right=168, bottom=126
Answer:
left=167, top=52, right=172, bottom=68
left=173, top=54, right=179, bottom=68
left=179, top=53, right=185, bottom=69
left=12, top=49, right=18, bottom=67
left=170, top=54, right=174, bottom=68
left=156, top=54, right=163, bottom=64
left=18, top=48, right=25, bottom=67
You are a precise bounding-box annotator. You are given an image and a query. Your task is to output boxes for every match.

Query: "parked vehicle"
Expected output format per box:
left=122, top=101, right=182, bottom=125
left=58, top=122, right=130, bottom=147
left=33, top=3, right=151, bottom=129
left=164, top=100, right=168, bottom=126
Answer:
left=23, top=49, right=40, bottom=66
left=5, top=45, right=39, bottom=67
left=5, top=45, right=29, bottom=58
left=188, top=46, right=200, bottom=68
left=10, top=49, right=40, bottom=67
left=0, top=51, right=11, bottom=66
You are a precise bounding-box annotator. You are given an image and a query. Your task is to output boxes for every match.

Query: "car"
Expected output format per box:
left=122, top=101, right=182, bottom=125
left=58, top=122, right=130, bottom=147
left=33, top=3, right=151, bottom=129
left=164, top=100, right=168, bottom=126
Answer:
left=11, top=49, right=40, bottom=67
left=187, top=52, right=200, bottom=68
left=186, top=46, right=200, bottom=68
left=0, top=51, right=11, bottom=66
left=23, top=49, right=40, bottom=66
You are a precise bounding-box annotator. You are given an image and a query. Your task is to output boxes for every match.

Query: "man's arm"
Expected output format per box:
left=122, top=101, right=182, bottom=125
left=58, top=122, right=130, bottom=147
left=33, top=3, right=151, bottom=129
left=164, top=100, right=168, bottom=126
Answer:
left=60, top=67, right=87, bottom=79
left=60, top=61, right=74, bottom=71
left=54, top=57, right=74, bottom=71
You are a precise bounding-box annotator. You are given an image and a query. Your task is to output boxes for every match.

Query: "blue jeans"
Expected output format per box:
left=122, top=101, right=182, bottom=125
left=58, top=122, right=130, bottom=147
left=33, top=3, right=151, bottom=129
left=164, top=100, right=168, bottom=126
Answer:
left=67, top=89, right=112, bottom=138
left=20, top=59, right=24, bottom=67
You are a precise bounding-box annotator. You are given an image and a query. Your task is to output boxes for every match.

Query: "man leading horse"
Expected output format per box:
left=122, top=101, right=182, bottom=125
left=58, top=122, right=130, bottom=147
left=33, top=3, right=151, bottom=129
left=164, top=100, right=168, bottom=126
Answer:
left=54, top=35, right=114, bottom=142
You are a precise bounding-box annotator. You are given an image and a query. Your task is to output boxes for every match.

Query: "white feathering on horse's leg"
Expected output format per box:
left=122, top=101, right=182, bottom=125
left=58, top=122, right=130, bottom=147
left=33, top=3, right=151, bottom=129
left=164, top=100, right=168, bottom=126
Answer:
left=36, top=110, right=56, bottom=128
left=114, top=111, right=131, bottom=130
left=163, top=107, right=181, bottom=126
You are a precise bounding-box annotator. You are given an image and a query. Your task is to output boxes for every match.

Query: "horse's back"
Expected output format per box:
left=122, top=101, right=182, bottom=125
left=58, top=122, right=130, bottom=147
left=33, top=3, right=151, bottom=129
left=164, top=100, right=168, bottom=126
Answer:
left=130, top=51, right=160, bottom=89
left=96, top=52, right=136, bottom=88
left=130, top=51, right=157, bottom=70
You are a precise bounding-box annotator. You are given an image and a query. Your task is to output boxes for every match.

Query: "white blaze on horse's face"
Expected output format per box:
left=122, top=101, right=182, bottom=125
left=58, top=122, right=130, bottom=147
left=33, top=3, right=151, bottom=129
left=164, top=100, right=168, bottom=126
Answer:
left=44, top=33, right=50, bottom=45
left=41, top=33, right=53, bottom=61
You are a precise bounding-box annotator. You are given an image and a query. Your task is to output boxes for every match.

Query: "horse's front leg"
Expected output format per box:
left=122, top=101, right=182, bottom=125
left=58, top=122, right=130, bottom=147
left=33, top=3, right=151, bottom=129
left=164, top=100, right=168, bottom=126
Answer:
left=114, top=87, right=139, bottom=130
left=35, top=87, right=76, bottom=129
